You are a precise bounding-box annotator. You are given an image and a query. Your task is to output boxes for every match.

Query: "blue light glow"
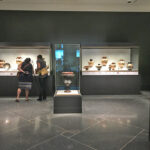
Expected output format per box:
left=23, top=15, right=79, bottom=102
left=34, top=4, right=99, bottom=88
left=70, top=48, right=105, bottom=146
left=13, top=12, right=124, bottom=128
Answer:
left=61, top=44, right=63, bottom=49
left=76, top=49, right=80, bottom=57
left=55, top=49, right=64, bottom=60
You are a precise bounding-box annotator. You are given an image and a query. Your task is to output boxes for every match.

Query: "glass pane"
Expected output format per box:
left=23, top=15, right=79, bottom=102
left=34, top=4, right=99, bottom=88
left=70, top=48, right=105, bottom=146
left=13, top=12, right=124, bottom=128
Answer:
left=55, top=44, right=80, bottom=91
left=0, top=48, right=51, bottom=76
left=82, top=47, right=139, bottom=72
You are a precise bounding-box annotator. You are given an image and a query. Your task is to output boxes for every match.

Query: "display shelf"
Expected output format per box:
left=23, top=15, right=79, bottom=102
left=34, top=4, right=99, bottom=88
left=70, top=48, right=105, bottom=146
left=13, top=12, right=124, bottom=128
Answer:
left=82, top=71, right=139, bottom=75
left=0, top=71, right=17, bottom=76
left=55, top=90, right=80, bottom=96
left=0, top=71, right=50, bottom=76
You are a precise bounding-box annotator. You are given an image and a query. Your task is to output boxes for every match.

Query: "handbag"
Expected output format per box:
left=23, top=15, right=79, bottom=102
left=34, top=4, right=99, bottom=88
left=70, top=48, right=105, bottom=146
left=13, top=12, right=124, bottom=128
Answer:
left=40, top=67, right=48, bottom=76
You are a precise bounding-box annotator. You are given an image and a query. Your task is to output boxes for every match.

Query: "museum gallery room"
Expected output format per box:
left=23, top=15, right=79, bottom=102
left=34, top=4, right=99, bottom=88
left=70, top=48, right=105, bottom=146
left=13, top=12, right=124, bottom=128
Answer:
left=0, top=0, right=150, bottom=150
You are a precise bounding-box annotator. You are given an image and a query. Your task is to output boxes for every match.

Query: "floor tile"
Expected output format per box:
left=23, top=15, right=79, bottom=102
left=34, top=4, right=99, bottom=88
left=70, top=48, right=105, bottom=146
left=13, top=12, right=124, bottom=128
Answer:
left=40, top=114, right=98, bottom=131
left=0, top=94, right=149, bottom=150
left=0, top=120, right=64, bottom=150
left=0, top=111, right=30, bottom=135
left=72, top=119, right=142, bottom=150
left=29, top=135, right=94, bottom=150
left=123, top=131, right=150, bottom=150
left=61, top=131, right=78, bottom=138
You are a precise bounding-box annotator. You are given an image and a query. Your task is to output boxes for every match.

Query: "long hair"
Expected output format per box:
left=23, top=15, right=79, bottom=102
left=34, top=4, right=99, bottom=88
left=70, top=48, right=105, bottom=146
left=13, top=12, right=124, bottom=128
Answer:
left=24, top=58, right=31, bottom=64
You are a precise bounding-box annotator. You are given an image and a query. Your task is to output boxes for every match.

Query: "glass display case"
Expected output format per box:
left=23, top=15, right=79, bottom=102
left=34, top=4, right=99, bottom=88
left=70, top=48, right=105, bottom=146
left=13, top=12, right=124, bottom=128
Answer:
left=82, top=46, right=139, bottom=75
left=55, top=44, right=81, bottom=95
left=54, top=44, right=82, bottom=113
left=0, top=44, right=51, bottom=76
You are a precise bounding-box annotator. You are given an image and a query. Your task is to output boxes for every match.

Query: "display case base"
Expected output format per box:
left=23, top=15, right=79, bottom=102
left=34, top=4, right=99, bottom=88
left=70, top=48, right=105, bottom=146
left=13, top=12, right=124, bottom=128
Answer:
left=81, top=75, right=141, bottom=95
left=54, top=90, right=82, bottom=114
left=0, top=76, right=53, bottom=96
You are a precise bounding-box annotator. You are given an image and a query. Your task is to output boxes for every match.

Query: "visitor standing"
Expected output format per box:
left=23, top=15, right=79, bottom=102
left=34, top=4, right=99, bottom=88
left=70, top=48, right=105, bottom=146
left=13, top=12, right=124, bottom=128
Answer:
left=36, top=55, right=48, bottom=101
left=16, top=58, right=33, bottom=102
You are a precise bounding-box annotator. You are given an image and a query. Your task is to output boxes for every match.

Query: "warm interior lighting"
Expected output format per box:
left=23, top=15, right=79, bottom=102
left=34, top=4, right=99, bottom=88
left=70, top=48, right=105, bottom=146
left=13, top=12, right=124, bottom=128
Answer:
left=5, top=119, right=10, bottom=124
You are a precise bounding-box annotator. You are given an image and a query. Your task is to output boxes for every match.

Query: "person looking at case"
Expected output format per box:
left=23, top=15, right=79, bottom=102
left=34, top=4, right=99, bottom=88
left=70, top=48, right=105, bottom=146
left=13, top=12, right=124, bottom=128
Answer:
left=16, top=58, right=34, bottom=102
left=36, top=55, right=48, bottom=101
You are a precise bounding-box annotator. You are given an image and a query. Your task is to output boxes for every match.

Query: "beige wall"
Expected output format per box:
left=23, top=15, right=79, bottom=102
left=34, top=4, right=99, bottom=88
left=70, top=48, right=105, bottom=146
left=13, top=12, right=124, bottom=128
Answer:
left=0, top=0, right=150, bottom=12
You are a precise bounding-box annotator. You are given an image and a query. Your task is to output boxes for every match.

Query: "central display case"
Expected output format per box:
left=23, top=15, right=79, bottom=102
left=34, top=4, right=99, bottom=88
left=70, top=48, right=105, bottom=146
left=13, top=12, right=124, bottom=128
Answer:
left=54, top=44, right=82, bottom=113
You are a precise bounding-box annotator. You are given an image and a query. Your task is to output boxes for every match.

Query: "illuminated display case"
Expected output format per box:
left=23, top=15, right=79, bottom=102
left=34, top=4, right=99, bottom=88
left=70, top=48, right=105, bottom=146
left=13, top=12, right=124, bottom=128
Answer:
left=81, top=45, right=140, bottom=95
left=0, top=44, right=51, bottom=76
left=55, top=44, right=80, bottom=95
left=54, top=44, right=82, bottom=113
left=0, top=43, right=53, bottom=97
left=82, top=46, right=139, bottom=75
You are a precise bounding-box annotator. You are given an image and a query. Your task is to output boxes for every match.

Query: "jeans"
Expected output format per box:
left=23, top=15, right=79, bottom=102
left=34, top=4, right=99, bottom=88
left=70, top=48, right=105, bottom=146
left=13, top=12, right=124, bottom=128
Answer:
left=39, top=77, right=47, bottom=100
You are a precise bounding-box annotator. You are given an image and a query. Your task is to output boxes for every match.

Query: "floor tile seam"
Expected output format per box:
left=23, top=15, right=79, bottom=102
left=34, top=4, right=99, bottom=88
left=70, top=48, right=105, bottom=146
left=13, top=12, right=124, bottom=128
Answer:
left=61, top=134, right=97, bottom=150
left=69, top=121, right=102, bottom=138
left=127, top=123, right=148, bottom=131
left=6, top=111, right=34, bottom=123
left=61, top=131, right=80, bottom=138
left=102, top=117, right=148, bottom=131
left=25, top=112, right=53, bottom=121
left=74, top=115, right=107, bottom=124
left=7, top=111, right=54, bottom=128
left=38, top=119, right=66, bottom=131
left=61, top=129, right=80, bottom=133
left=2, top=112, right=33, bottom=125
left=105, top=118, right=149, bottom=131
left=48, top=118, right=104, bottom=139
left=37, top=114, right=64, bottom=121
left=0, top=122, right=32, bottom=136
left=9, top=111, right=52, bottom=122
left=0, top=120, right=64, bottom=139
left=81, top=115, right=107, bottom=122
left=26, top=134, right=60, bottom=150
left=119, top=129, right=145, bottom=150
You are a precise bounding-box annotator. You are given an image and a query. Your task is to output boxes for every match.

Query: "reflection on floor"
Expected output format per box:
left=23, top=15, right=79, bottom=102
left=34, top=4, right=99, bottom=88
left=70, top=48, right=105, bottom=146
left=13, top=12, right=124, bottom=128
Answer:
left=0, top=92, right=150, bottom=150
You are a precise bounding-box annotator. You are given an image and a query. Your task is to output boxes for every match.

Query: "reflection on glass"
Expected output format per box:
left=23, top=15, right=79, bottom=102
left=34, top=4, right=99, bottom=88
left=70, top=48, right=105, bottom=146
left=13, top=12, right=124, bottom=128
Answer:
left=76, top=50, right=80, bottom=58
left=55, top=44, right=80, bottom=92
left=55, top=50, right=64, bottom=60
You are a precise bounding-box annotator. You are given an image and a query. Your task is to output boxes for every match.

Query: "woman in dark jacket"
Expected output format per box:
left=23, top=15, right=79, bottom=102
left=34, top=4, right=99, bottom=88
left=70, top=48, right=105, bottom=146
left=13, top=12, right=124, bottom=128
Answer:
left=16, top=58, right=33, bottom=102
left=36, top=55, right=48, bottom=101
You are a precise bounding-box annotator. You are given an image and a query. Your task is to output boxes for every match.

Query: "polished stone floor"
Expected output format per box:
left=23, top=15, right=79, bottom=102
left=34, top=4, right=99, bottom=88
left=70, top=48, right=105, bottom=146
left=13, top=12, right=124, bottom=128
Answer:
left=0, top=92, right=150, bottom=150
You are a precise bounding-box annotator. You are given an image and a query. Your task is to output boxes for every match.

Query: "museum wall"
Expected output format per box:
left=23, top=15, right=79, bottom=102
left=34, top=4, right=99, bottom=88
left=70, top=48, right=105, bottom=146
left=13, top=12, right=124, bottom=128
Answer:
left=0, top=11, right=149, bottom=90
